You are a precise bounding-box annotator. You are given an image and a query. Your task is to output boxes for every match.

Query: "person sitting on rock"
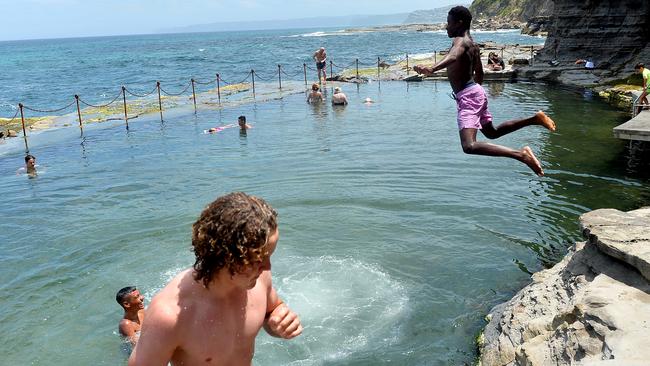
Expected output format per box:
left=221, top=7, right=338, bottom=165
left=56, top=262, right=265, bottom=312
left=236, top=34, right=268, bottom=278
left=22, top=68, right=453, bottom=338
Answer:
left=635, top=63, right=649, bottom=115
left=487, top=52, right=505, bottom=71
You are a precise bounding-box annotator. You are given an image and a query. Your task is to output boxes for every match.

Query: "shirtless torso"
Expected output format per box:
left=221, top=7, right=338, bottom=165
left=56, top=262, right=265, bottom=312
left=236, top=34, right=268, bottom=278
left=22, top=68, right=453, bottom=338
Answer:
left=119, top=310, right=144, bottom=346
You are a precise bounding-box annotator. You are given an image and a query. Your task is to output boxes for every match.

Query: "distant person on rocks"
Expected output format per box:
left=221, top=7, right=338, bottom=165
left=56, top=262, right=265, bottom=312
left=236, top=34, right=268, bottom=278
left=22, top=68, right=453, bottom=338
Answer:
left=635, top=63, right=649, bottom=114
left=116, top=286, right=145, bottom=348
left=128, top=192, right=302, bottom=366
left=313, top=47, right=327, bottom=83
left=487, top=52, right=505, bottom=71
left=307, top=83, right=324, bottom=103
left=332, top=87, right=348, bottom=105
left=413, top=6, right=556, bottom=177
left=16, top=154, right=37, bottom=177
left=238, top=115, right=252, bottom=131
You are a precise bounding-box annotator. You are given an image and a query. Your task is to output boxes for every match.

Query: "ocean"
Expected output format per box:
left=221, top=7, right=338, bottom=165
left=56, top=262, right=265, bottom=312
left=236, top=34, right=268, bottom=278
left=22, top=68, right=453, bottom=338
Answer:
left=1, top=28, right=648, bottom=365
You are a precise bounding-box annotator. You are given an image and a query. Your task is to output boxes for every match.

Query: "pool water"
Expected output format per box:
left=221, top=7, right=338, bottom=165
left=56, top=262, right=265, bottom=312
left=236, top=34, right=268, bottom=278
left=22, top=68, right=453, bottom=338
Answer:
left=0, top=80, right=648, bottom=365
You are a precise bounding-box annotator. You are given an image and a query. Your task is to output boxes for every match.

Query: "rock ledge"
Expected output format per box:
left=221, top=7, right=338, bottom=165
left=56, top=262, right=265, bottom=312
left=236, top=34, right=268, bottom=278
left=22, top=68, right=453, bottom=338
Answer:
left=480, top=207, right=650, bottom=366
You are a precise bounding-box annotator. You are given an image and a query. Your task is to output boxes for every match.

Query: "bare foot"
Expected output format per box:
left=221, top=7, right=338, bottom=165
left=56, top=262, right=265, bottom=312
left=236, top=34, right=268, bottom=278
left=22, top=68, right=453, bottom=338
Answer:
left=536, top=111, right=556, bottom=132
left=521, top=146, right=544, bottom=176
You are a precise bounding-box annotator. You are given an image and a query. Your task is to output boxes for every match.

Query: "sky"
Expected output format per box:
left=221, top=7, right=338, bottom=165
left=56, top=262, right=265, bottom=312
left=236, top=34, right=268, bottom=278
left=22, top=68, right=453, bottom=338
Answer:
left=0, top=0, right=464, bottom=41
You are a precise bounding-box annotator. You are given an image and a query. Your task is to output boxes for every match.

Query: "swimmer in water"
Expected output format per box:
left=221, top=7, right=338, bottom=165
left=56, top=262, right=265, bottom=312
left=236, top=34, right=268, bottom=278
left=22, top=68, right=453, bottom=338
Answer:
left=238, top=115, right=252, bottom=131
left=16, top=154, right=37, bottom=177
left=307, top=83, right=324, bottom=104
left=116, top=286, right=145, bottom=348
left=363, top=97, right=374, bottom=105
left=129, top=192, right=302, bottom=366
left=332, top=87, right=348, bottom=105
left=413, top=6, right=555, bottom=176
left=205, top=124, right=236, bottom=134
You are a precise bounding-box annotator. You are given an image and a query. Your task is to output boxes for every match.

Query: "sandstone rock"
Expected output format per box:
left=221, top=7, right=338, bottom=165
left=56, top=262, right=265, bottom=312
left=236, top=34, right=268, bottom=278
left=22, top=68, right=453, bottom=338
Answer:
left=480, top=207, right=650, bottom=366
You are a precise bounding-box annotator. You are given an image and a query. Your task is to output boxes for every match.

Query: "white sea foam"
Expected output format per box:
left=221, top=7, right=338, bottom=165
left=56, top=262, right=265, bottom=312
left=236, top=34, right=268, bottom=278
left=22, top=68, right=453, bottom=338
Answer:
left=282, top=30, right=357, bottom=38
left=198, top=49, right=205, bottom=52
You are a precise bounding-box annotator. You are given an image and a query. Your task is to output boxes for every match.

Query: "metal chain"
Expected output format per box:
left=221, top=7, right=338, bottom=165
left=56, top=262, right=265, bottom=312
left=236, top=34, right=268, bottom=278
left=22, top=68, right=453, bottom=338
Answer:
left=23, top=99, right=76, bottom=113
left=194, top=77, right=217, bottom=85
left=160, top=82, right=192, bottom=97
left=253, top=71, right=272, bottom=81
left=78, top=90, right=124, bottom=108
left=2, top=108, right=20, bottom=123
left=124, top=85, right=158, bottom=98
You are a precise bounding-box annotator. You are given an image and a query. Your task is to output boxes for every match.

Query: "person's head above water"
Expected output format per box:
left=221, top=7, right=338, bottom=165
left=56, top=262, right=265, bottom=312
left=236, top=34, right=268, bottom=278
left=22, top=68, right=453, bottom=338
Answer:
left=116, top=286, right=145, bottom=311
left=334, top=87, right=342, bottom=94
left=635, top=63, right=645, bottom=72
left=238, top=115, right=246, bottom=125
left=24, top=154, right=36, bottom=169
left=191, top=192, right=278, bottom=288
left=446, top=5, right=472, bottom=38
left=311, top=83, right=320, bottom=91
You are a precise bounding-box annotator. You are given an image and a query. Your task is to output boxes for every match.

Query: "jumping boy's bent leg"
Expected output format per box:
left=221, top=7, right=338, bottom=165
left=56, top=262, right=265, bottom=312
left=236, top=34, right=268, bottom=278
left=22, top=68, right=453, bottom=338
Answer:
left=460, top=128, right=544, bottom=176
left=481, top=111, right=556, bottom=139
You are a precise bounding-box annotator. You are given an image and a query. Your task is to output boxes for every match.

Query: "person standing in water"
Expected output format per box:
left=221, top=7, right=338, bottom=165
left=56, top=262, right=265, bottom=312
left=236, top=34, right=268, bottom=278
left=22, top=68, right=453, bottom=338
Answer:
left=414, top=6, right=556, bottom=176
left=307, top=83, right=324, bottom=103
left=129, top=192, right=302, bottom=366
left=116, top=286, right=145, bottom=348
left=313, top=47, right=327, bottom=83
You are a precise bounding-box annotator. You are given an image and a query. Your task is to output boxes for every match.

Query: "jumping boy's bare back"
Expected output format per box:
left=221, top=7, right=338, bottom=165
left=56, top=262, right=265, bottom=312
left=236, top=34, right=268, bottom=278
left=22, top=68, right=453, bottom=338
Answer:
left=414, top=6, right=556, bottom=177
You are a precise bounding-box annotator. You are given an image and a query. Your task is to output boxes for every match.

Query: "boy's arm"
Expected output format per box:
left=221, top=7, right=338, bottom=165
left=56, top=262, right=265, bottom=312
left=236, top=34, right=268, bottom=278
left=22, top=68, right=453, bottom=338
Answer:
left=473, top=49, right=485, bottom=85
left=128, top=305, right=177, bottom=366
left=263, top=272, right=302, bottom=339
left=415, top=38, right=465, bottom=75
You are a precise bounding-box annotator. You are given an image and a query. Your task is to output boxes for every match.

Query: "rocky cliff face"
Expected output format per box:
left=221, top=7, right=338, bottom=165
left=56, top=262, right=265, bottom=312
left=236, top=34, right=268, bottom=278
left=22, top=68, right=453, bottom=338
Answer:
left=470, top=0, right=554, bottom=22
left=480, top=207, right=650, bottom=365
left=528, top=0, right=650, bottom=83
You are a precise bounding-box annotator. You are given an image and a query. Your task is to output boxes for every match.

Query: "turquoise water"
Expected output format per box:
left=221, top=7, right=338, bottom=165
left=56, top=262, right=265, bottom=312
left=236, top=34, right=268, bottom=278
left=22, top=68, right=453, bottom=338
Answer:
left=1, top=78, right=648, bottom=365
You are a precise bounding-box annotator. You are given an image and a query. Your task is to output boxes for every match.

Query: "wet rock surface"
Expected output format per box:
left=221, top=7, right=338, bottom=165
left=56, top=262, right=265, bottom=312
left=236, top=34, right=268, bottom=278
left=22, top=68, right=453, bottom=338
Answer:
left=480, top=207, right=650, bottom=366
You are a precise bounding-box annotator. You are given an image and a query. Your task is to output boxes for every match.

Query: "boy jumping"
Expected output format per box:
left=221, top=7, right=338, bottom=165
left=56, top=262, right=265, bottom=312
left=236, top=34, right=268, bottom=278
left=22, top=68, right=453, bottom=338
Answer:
left=414, top=6, right=556, bottom=176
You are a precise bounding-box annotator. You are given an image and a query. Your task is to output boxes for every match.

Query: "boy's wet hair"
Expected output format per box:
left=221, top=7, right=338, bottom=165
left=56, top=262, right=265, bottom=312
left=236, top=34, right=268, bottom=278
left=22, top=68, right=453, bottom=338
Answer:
left=191, top=192, right=277, bottom=288
left=238, top=115, right=246, bottom=122
left=24, top=154, right=35, bottom=163
left=116, top=286, right=137, bottom=306
left=635, top=63, right=644, bottom=70
left=448, top=6, right=473, bottom=29
left=311, top=83, right=320, bottom=91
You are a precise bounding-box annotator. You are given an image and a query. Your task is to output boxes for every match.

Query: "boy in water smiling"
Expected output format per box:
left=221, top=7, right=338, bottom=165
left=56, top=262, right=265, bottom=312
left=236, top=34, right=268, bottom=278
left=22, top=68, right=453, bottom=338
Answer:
left=129, top=192, right=302, bottom=366
left=414, top=6, right=556, bottom=176
left=116, top=286, right=145, bottom=348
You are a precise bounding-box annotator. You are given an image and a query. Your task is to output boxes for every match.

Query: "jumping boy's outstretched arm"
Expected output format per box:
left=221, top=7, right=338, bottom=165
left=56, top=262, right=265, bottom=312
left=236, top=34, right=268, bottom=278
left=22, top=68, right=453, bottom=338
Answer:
left=414, top=37, right=466, bottom=76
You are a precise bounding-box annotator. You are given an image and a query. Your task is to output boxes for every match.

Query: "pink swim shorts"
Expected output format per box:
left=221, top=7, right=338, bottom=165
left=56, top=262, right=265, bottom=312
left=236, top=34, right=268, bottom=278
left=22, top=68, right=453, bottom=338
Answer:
left=455, top=83, right=493, bottom=130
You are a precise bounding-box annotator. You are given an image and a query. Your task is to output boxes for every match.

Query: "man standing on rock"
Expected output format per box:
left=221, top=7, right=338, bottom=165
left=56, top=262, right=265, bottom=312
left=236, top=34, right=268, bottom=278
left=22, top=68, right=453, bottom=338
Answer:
left=313, top=47, right=327, bottom=83
left=413, top=6, right=556, bottom=177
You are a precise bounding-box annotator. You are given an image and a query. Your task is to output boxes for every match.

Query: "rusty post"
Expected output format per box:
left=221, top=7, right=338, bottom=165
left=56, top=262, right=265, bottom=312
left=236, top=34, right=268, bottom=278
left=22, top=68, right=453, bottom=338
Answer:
left=501, top=47, right=504, bottom=59
left=191, top=78, right=197, bottom=114
left=434, top=50, right=437, bottom=63
left=216, top=73, right=221, bottom=105
left=406, top=53, right=409, bottom=75
left=18, top=103, right=28, bottom=152
left=121, top=86, right=129, bottom=130
left=251, top=70, right=256, bottom=97
left=278, top=65, right=282, bottom=89
left=356, top=58, right=359, bottom=79
left=530, top=46, right=534, bottom=65
left=157, top=81, right=163, bottom=121
left=75, top=95, right=83, bottom=133
left=303, top=63, right=307, bottom=86
left=377, top=57, right=381, bottom=87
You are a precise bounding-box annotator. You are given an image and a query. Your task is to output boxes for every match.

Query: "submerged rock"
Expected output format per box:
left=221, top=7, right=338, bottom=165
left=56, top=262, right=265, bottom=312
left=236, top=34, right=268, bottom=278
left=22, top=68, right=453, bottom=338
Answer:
left=480, top=207, right=650, bottom=366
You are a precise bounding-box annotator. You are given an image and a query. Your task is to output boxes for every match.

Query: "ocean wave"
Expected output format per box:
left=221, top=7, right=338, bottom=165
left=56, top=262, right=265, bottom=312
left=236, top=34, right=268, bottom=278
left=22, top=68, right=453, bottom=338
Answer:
left=282, top=30, right=356, bottom=38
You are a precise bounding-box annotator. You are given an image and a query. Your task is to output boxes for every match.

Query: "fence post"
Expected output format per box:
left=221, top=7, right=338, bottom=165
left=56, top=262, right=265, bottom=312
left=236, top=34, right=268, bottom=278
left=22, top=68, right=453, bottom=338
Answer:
left=278, top=65, right=282, bottom=89
left=356, top=58, right=359, bottom=79
left=251, top=69, right=255, bottom=97
left=75, top=95, right=83, bottom=133
left=501, top=47, right=504, bottom=59
left=406, top=53, right=409, bottom=75
left=216, top=73, right=221, bottom=105
left=191, top=78, right=197, bottom=114
left=329, top=60, right=333, bottom=81
left=530, top=46, right=534, bottom=65
left=434, top=50, right=437, bottom=63
left=121, top=86, right=129, bottom=130
left=18, top=103, right=28, bottom=152
left=303, top=63, right=307, bottom=86
left=377, top=57, right=381, bottom=87
left=157, top=81, right=163, bottom=121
